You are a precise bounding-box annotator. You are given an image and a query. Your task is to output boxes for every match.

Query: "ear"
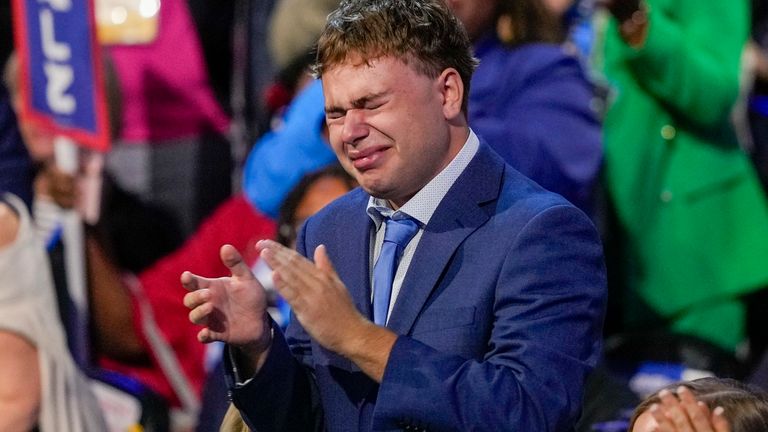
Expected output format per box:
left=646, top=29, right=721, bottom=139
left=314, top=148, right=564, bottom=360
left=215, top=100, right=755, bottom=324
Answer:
left=438, top=68, right=464, bottom=121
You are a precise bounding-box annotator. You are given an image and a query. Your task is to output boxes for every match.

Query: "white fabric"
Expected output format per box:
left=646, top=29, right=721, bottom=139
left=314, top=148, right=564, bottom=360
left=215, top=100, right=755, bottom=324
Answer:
left=122, top=273, right=201, bottom=423
left=0, top=194, right=107, bottom=432
left=366, top=130, right=480, bottom=322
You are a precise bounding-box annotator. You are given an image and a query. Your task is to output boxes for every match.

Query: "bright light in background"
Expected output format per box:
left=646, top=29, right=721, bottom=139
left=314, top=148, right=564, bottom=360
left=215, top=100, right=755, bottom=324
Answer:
left=139, top=0, right=160, bottom=18
left=110, top=6, right=127, bottom=24
left=95, top=0, right=161, bottom=45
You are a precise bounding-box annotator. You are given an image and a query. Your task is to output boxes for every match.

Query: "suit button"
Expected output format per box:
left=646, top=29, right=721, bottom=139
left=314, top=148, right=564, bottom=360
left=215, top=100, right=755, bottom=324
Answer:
left=660, top=190, right=673, bottom=202
left=661, top=125, right=676, bottom=140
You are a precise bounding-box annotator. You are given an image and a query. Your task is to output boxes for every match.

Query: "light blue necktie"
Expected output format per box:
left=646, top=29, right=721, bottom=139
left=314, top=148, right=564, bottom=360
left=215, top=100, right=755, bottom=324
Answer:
left=372, top=216, right=419, bottom=326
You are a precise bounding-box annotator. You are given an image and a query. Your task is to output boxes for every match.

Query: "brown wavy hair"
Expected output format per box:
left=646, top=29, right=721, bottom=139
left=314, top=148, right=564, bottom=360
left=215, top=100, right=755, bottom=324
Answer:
left=630, top=378, right=768, bottom=432
left=312, top=0, right=478, bottom=113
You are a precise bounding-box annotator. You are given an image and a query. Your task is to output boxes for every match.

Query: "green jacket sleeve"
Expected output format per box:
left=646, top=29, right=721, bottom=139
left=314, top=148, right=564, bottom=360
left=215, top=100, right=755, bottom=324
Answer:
left=610, top=0, right=748, bottom=129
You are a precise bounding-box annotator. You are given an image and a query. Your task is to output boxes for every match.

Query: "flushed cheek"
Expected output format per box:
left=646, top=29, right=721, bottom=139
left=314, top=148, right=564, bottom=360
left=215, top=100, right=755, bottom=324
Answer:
left=329, top=141, right=347, bottom=163
left=334, top=149, right=358, bottom=178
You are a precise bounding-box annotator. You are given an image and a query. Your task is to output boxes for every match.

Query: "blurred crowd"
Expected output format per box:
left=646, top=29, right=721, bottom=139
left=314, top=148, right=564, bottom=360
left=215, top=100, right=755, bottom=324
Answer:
left=2, top=0, right=768, bottom=430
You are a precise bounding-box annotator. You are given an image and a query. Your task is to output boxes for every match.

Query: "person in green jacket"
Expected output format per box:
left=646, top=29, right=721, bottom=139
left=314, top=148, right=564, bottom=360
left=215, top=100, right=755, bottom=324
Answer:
left=599, top=0, right=768, bottom=352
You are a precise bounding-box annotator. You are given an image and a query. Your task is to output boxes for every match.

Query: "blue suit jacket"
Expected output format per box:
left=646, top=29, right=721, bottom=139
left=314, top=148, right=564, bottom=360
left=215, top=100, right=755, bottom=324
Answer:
left=0, top=84, right=33, bottom=209
left=229, top=143, right=606, bottom=431
left=470, top=36, right=602, bottom=216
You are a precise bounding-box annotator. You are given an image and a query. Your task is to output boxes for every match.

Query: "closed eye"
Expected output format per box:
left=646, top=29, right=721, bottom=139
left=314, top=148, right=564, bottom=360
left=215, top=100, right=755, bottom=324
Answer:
left=326, top=111, right=344, bottom=121
left=364, top=101, right=384, bottom=111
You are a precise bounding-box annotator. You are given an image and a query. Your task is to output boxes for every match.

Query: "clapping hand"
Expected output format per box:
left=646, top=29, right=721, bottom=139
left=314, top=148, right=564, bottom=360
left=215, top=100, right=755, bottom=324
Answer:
left=258, top=239, right=396, bottom=382
left=182, top=245, right=272, bottom=358
left=257, top=240, right=367, bottom=353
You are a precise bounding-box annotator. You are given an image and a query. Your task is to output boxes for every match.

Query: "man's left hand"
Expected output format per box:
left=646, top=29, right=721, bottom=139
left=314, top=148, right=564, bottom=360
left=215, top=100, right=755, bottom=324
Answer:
left=257, top=239, right=397, bottom=381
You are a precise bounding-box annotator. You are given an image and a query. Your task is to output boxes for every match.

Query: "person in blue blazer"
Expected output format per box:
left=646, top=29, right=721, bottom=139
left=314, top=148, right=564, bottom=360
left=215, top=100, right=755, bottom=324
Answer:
left=182, top=0, right=607, bottom=430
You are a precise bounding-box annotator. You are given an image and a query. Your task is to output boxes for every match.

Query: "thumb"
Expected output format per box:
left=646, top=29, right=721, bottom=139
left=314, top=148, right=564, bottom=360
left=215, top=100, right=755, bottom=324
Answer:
left=220, top=244, right=255, bottom=280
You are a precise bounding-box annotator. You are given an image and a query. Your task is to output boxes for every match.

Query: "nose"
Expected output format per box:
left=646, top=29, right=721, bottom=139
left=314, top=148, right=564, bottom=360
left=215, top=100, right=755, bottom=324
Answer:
left=341, top=109, right=369, bottom=146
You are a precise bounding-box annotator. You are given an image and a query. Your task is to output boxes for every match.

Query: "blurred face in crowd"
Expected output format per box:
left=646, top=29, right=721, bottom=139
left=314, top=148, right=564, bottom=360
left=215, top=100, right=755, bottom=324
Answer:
left=293, top=176, right=351, bottom=224
left=5, top=54, right=56, bottom=163
left=17, top=118, right=56, bottom=164
left=289, top=175, right=352, bottom=248
left=541, top=0, right=577, bottom=17
left=322, top=54, right=465, bottom=209
left=445, top=0, right=499, bottom=41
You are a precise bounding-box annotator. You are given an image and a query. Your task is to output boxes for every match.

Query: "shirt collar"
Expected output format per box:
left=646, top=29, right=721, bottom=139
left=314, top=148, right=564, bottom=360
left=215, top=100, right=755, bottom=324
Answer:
left=366, top=129, right=480, bottom=229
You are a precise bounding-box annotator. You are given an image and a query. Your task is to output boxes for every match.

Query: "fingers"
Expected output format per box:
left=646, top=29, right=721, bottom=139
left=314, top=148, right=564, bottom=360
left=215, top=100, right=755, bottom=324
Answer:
left=257, top=239, right=293, bottom=263
left=258, top=240, right=334, bottom=275
left=314, top=244, right=335, bottom=273
left=259, top=240, right=308, bottom=299
left=220, top=244, right=255, bottom=280
left=259, top=239, right=312, bottom=275
left=653, top=389, right=697, bottom=432
left=677, top=387, right=714, bottom=432
left=187, top=296, right=213, bottom=321
left=180, top=271, right=200, bottom=292
left=197, top=327, right=220, bottom=344
left=649, top=386, right=730, bottom=432
left=181, top=271, right=213, bottom=324
left=197, top=328, right=211, bottom=343
left=259, top=240, right=344, bottom=311
left=711, top=407, right=730, bottom=432
left=663, top=388, right=701, bottom=432
left=260, top=240, right=332, bottom=288
left=650, top=403, right=673, bottom=432
left=184, top=287, right=230, bottom=345
left=181, top=271, right=216, bottom=295
left=182, top=245, right=255, bottom=292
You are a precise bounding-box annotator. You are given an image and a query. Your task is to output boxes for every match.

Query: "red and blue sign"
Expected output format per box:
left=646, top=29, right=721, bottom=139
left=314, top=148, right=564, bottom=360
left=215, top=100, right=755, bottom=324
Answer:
left=12, top=0, right=110, bottom=151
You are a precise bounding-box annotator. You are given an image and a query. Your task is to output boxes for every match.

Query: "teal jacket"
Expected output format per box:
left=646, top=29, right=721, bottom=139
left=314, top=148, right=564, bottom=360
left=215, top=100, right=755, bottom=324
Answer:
left=601, top=0, right=768, bottom=349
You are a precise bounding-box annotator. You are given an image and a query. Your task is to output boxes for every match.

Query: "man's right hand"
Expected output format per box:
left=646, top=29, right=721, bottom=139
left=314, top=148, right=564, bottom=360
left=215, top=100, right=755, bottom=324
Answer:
left=182, top=244, right=272, bottom=364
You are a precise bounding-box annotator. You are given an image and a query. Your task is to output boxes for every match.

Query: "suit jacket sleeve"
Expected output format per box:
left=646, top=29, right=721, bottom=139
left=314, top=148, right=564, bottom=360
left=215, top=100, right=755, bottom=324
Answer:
left=372, top=204, right=606, bottom=431
left=226, top=223, right=325, bottom=431
left=607, top=0, right=748, bottom=129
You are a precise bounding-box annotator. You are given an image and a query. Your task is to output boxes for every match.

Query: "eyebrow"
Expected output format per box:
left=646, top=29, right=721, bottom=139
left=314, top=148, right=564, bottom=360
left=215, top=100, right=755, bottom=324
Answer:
left=325, top=91, right=388, bottom=115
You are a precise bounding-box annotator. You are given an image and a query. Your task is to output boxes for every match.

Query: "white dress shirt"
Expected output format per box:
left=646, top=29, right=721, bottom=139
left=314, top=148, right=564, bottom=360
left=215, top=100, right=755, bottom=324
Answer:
left=365, top=129, right=479, bottom=323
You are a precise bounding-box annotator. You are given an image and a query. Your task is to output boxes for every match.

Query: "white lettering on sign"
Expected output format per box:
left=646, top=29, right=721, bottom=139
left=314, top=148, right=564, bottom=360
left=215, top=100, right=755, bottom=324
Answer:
left=40, top=9, right=70, bottom=61
left=44, top=62, right=75, bottom=114
left=38, top=0, right=71, bottom=13
left=37, top=0, right=76, bottom=115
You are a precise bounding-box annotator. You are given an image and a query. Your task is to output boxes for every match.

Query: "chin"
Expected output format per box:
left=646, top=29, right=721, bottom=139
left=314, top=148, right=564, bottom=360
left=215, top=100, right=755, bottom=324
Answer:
left=360, top=183, right=392, bottom=200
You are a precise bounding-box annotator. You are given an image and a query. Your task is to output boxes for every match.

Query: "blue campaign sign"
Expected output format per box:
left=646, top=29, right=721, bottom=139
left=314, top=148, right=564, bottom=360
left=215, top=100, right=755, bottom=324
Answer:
left=12, top=0, right=109, bottom=151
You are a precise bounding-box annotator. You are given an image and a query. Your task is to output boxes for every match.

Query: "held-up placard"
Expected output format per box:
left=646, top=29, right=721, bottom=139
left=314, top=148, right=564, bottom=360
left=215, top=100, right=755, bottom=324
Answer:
left=11, top=0, right=110, bottom=151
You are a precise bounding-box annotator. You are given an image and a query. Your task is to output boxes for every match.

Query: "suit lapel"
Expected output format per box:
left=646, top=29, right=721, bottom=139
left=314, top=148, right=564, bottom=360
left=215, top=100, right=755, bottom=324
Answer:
left=326, top=189, right=375, bottom=319
left=386, top=143, right=504, bottom=335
